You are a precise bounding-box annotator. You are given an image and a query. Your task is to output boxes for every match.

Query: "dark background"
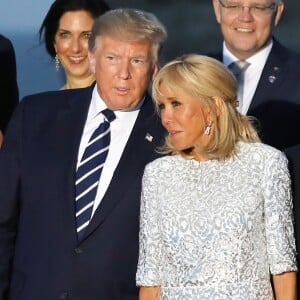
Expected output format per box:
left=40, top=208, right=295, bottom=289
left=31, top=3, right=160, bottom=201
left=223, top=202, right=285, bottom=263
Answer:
left=107, top=0, right=300, bottom=64
left=1, top=0, right=299, bottom=98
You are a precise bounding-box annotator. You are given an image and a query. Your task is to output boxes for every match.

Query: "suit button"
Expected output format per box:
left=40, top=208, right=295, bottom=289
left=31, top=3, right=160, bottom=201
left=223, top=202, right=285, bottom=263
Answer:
left=59, top=292, right=68, bottom=299
left=74, top=247, right=83, bottom=254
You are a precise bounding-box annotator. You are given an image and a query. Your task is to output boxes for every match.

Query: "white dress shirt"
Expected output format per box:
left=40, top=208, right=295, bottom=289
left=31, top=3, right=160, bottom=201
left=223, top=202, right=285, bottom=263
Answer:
left=76, top=85, right=141, bottom=217
left=223, top=40, right=273, bottom=115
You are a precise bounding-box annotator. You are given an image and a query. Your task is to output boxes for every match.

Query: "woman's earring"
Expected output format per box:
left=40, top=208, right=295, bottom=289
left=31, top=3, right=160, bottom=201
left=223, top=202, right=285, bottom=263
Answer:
left=204, top=121, right=212, bottom=135
left=55, top=54, right=60, bottom=72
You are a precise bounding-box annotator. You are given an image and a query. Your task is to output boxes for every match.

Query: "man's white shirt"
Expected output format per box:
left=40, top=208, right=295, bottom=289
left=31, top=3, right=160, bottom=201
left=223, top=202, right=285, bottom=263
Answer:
left=76, top=85, right=141, bottom=217
left=223, top=40, right=273, bottom=115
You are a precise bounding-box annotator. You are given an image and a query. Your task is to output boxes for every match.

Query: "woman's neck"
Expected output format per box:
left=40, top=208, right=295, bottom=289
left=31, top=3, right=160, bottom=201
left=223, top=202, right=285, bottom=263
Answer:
left=62, top=74, right=95, bottom=90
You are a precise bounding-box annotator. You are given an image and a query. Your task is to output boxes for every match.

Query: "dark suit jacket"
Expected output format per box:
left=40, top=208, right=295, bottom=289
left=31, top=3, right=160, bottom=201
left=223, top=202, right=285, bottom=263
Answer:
left=0, top=86, right=165, bottom=300
left=210, top=39, right=300, bottom=150
left=284, top=145, right=300, bottom=298
left=0, top=34, right=19, bottom=133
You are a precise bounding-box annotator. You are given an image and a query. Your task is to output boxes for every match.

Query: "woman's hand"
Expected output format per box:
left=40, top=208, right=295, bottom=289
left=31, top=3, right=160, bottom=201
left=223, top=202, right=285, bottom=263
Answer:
left=273, top=271, right=297, bottom=300
left=139, top=286, right=160, bottom=300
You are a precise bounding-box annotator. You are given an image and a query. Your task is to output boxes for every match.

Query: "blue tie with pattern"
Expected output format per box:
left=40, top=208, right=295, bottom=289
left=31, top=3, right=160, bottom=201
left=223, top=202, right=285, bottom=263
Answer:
left=228, top=60, right=250, bottom=113
left=75, top=108, right=115, bottom=241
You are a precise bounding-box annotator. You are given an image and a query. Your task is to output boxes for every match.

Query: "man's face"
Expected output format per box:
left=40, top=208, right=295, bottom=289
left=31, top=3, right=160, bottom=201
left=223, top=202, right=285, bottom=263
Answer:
left=213, top=0, right=284, bottom=60
left=89, top=35, right=158, bottom=111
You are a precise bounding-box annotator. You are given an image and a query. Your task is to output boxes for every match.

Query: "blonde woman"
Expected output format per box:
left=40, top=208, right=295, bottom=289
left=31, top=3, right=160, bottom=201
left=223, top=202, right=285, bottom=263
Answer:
left=136, top=54, right=297, bottom=300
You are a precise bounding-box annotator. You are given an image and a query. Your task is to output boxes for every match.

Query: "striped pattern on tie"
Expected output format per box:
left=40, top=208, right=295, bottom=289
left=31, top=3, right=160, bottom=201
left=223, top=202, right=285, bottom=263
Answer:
left=75, top=109, right=115, bottom=241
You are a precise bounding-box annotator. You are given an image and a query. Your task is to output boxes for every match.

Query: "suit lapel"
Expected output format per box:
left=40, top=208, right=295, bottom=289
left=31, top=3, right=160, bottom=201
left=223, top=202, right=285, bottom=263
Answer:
left=51, top=87, right=93, bottom=243
left=209, top=41, right=289, bottom=115
left=82, top=94, right=164, bottom=240
left=248, top=40, right=288, bottom=113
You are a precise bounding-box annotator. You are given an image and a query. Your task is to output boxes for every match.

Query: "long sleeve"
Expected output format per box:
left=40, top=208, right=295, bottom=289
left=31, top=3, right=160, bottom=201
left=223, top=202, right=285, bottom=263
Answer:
left=136, top=164, right=163, bottom=287
left=262, top=151, right=297, bottom=274
left=0, top=100, right=23, bottom=298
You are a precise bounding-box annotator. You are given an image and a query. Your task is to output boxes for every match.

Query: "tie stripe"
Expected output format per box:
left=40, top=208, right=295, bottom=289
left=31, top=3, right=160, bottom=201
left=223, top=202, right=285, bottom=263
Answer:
left=80, top=128, right=110, bottom=161
left=75, top=109, right=115, bottom=241
left=76, top=181, right=98, bottom=202
left=76, top=153, right=107, bottom=179
left=76, top=164, right=103, bottom=185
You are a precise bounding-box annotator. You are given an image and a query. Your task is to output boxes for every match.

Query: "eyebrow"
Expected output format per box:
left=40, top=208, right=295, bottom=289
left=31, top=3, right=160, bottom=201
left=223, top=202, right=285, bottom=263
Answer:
left=57, top=29, right=92, bottom=33
left=132, top=55, right=148, bottom=59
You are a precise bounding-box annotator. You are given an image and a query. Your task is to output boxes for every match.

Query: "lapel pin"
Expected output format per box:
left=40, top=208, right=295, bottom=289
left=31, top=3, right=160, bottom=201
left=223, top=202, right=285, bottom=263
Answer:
left=145, top=133, right=153, bottom=142
left=268, top=75, right=276, bottom=84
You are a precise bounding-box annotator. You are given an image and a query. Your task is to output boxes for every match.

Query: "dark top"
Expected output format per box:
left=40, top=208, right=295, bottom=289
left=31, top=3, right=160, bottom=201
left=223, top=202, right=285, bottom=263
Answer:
left=0, top=34, right=19, bottom=133
left=209, top=39, right=300, bottom=151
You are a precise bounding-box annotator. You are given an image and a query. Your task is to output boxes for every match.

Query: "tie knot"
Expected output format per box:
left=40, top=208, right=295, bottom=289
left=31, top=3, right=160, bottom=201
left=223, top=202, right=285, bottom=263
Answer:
left=228, top=60, right=250, bottom=76
left=102, top=108, right=116, bottom=123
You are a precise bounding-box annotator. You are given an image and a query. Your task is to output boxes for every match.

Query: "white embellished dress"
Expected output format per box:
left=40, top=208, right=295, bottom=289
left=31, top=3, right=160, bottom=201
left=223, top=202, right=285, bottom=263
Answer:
left=136, top=142, right=297, bottom=299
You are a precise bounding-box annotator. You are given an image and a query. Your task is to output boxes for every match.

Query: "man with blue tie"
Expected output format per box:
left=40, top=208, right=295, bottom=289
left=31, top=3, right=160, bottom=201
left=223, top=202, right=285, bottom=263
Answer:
left=211, top=0, right=300, bottom=150
left=0, top=9, right=167, bottom=300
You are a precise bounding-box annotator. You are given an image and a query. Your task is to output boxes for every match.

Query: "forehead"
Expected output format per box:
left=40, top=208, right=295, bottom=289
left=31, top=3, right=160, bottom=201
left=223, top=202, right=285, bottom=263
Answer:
left=225, top=0, right=276, bottom=3
left=158, top=82, right=196, bottom=101
left=59, top=10, right=94, bottom=28
left=96, top=35, right=152, bottom=54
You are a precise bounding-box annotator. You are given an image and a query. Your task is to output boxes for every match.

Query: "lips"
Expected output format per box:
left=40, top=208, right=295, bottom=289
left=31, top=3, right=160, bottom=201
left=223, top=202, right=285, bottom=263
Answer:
left=115, top=87, right=130, bottom=94
left=236, top=28, right=254, bottom=33
left=68, top=56, right=87, bottom=64
left=168, top=130, right=181, bottom=136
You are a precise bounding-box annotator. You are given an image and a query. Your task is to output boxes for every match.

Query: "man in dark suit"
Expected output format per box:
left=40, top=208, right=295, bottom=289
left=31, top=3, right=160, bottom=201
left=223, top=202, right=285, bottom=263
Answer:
left=212, top=0, right=300, bottom=294
left=0, top=34, right=19, bottom=145
left=211, top=0, right=300, bottom=150
left=0, top=9, right=167, bottom=300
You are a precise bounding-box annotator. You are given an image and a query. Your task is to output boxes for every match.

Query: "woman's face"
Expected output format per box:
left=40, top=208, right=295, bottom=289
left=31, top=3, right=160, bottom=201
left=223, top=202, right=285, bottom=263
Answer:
left=158, top=83, right=212, bottom=160
left=54, top=10, right=94, bottom=79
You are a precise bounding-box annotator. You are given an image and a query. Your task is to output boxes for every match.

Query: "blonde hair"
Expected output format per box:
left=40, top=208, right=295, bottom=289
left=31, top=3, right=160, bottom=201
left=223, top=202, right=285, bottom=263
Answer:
left=152, top=54, right=260, bottom=160
left=88, top=8, right=167, bottom=65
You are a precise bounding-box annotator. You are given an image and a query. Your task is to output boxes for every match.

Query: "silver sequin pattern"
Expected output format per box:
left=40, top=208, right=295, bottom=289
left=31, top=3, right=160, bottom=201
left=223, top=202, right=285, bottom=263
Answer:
left=136, top=142, right=297, bottom=299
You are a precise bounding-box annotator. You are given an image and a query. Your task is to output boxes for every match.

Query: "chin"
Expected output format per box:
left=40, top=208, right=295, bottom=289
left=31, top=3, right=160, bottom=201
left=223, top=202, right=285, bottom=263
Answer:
left=69, top=70, right=90, bottom=77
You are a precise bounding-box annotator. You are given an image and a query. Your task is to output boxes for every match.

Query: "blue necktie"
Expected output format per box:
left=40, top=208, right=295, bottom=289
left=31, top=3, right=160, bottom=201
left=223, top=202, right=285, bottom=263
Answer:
left=75, top=108, right=115, bottom=241
left=228, top=61, right=250, bottom=113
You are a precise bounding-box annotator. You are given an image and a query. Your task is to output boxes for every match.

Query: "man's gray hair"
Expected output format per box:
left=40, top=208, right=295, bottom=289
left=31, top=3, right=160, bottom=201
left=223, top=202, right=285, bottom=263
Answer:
left=88, top=8, right=167, bottom=63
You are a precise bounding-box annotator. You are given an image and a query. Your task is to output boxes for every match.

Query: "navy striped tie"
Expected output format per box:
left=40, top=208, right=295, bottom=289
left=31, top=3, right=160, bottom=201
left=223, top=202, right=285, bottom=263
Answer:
left=75, top=108, right=115, bottom=241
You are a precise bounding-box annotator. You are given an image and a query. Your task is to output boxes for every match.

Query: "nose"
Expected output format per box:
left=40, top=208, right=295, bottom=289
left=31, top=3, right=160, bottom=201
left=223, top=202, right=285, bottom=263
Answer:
left=238, top=6, right=254, bottom=21
left=161, top=107, right=172, bottom=128
left=70, top=37, right=81, bottom=53
left=118, top=60, right=131, bottom=80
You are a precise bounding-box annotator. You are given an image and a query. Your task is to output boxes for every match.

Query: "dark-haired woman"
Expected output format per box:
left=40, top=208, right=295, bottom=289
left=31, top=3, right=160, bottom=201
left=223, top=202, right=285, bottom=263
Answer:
left=39, top=0, right=109, bottom=89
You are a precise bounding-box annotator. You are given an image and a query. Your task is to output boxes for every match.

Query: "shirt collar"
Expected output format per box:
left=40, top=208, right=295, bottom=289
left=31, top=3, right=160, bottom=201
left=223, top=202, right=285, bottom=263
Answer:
left=223, top=39, right=273, bottom=69
left=87, top=84, right=144, bottom=122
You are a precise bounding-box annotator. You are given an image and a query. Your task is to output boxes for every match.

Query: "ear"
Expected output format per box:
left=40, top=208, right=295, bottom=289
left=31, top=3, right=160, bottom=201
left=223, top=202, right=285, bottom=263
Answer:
left=212, top=96, right=223, bottom=117
left=274, top=2, right=284, bottom=26
left=88, top=51, right=96, bottom=74
left=212, top=0, right=221, bottom=24
left=53, top=43, right=57, bottom=54
left=151, top=64, right=159, bottom=81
